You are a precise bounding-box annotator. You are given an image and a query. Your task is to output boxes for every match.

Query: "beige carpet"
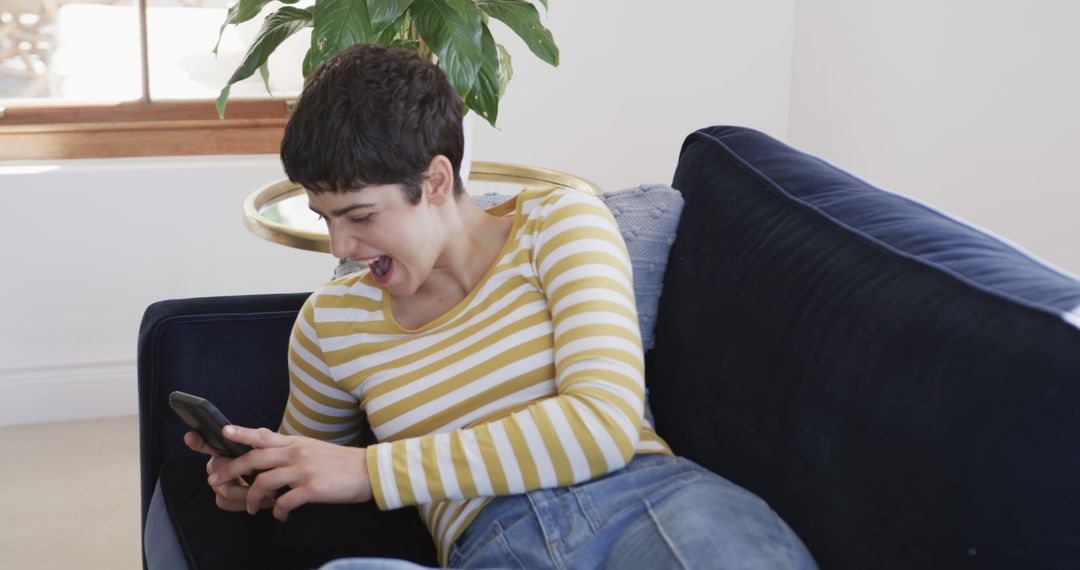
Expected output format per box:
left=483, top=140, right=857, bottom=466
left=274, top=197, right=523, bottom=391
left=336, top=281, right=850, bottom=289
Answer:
left=0, top=416, right=141, bottom=569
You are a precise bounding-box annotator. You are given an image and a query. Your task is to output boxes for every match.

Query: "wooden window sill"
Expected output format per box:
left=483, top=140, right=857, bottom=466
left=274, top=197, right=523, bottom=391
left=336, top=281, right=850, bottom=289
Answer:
left=0, top=99, right=291, bottom=160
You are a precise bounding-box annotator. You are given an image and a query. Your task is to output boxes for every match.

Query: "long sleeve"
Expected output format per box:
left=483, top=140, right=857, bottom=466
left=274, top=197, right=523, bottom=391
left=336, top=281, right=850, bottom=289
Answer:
left=278, top=294, right=366, bottom=444
left=366, top=190, right=646, bottom=510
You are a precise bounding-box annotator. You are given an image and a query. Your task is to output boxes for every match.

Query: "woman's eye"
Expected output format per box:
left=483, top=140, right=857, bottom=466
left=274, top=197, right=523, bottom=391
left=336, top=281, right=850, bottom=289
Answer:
left=350, top=214, right=374, bottom=224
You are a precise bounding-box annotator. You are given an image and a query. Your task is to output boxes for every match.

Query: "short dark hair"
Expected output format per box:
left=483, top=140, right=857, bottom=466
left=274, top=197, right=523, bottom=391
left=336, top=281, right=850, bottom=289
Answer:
left=280, top=44, right=464, bottom=202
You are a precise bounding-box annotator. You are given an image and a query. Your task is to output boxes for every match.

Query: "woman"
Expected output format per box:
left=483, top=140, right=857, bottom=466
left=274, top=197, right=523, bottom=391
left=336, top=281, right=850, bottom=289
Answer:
left=183, top=44, right=815, bottom=570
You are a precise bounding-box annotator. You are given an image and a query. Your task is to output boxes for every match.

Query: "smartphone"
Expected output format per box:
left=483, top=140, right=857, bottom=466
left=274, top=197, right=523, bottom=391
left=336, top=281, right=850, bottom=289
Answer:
left=168, top=391, right=252, bottom=458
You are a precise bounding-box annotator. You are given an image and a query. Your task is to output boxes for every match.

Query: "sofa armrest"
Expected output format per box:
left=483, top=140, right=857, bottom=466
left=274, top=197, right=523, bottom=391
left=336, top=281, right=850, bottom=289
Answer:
left=137, top=293, right=309, bottom=543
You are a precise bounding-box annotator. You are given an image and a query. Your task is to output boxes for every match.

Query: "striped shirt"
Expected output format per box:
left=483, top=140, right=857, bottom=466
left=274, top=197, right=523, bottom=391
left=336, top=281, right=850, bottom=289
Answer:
left=280, top=185, right=672, bottom=564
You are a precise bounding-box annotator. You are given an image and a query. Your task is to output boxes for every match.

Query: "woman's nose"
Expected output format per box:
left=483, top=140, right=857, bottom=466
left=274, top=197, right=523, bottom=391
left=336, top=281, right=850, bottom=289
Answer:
left=328, top=224, right=378, bottom=260
left=328, top=223, right=355, bottom=259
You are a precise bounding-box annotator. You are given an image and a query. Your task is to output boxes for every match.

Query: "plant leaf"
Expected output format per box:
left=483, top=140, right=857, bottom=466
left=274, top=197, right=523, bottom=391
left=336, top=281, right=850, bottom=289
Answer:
left=366, top=0, right=413, bottom=36
left=217, top=5, right=314, bottom=117
left=476, top=0, right=557, bottom=66
left=496, top=42, right=512, bottom=99
left=216, top=84, right=233, bottom=117
left=302, top=46, right=317, bottom=78
left=306, top=0, right=378, bottom=79
left=411, top=0, right=483, bottom=97
left=375, top=8, right=409, bottom=45
left=258, top=61, right=272, bottom=95
left=301, top=17, right=415, bottom=78
left=214, top=0, right=298, bottom=55
left=385, top=38, right=421, bottom=52
left=465, top=23, right=499, bottom=126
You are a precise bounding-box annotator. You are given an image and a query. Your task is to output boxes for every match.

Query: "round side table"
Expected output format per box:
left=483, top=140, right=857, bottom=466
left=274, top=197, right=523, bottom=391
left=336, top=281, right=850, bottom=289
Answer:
left=243, top=161, right=602, bottom=252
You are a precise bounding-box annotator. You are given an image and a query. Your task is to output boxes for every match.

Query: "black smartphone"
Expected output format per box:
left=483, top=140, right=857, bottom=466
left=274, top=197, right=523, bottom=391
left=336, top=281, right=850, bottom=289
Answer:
left=168, top=391, right=252, bottom=458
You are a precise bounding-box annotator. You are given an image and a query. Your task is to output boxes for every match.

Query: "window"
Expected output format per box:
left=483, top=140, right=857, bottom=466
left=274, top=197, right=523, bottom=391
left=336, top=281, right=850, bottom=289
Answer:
left=0, top=0, right=308, bottom=159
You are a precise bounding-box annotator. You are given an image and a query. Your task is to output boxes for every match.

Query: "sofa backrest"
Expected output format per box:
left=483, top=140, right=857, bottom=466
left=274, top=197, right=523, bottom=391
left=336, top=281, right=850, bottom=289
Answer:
left=644, top=126, right=1080, bottom=569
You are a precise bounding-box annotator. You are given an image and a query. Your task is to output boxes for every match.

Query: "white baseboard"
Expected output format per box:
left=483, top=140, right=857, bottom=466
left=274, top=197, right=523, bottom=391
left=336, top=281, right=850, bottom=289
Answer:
left=0, top=361, right=137, bottom=427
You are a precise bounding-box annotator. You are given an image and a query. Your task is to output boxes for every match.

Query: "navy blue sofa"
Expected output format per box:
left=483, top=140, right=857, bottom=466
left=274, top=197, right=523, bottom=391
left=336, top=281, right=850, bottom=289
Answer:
left=139, top=126, right=1080, bottom=569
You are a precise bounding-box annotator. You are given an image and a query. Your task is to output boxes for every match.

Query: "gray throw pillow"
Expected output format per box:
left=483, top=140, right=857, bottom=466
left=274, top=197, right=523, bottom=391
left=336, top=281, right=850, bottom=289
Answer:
left=333, top=184, right=685, bottom=351
left=601, top=184, right=684, bottom=351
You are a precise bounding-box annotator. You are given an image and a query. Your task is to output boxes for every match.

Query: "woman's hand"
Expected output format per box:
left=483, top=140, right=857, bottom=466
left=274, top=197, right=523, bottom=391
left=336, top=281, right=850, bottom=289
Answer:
left=184, top=431, right=276, bottom=513
left=202, top=425, right=373, bottom=522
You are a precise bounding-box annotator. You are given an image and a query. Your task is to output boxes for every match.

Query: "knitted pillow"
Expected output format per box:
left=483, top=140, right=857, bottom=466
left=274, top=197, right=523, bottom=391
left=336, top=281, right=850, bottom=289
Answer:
left=601, top=184, right=685, bottom=350
left=334, top=184, right=685, bottom=351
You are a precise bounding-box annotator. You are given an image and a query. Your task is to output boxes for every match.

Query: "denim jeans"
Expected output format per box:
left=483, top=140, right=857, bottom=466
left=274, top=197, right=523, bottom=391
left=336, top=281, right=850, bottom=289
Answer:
left=320, top=453, right=816, bottom=570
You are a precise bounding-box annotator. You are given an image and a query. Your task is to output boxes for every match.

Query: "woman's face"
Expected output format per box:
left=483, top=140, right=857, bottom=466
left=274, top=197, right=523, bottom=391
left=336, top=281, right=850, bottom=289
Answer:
left=307, top=184, right=442, bottom=297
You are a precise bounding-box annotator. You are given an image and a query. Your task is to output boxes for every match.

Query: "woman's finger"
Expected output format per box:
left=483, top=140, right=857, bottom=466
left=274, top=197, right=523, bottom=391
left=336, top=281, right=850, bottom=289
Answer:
left=214, top=494, right=273, bottom=512
left=209, top=447, right=288, bottom=486
left=244, top=466, right=298, bottom=515
left=222, top=425, right=292, bottom=449
left=205, top=454, right=235, bottom=476
left=209, top=474, right=277, bottom=514
left=214, top=479, right=251, bottom=502
left=214, top=494, right=248, bottom=512
left=184, top=431, right=218, bottom=456
left=273, top=485, right=313, bottom=522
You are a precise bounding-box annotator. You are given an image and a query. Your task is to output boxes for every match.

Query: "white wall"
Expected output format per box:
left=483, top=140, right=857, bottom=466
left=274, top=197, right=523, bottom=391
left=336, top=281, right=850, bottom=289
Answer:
left=0, top=157, right=333, bottom=426
left=0, top=1, right=798, bottom=425
left=474, top=0, right=798, bottom=190
left=788, top=0, right=1080, bottom=277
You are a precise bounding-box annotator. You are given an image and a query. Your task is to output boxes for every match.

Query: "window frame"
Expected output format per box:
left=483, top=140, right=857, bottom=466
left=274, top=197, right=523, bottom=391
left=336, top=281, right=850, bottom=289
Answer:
left=0, top=0, right=293, bottom=160
left=0, top=100, right=291, bottom=160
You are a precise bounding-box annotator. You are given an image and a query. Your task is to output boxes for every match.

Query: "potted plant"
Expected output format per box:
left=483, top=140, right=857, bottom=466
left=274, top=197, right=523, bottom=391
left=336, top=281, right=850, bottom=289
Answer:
left=214, top=0, right=559, bottom=128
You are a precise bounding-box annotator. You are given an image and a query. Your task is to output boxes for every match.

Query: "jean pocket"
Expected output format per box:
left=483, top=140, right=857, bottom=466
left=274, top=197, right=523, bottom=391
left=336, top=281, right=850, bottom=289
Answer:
left=449, top=522, right=494, bottom=567
left=449, top=520, right=527, bottom=569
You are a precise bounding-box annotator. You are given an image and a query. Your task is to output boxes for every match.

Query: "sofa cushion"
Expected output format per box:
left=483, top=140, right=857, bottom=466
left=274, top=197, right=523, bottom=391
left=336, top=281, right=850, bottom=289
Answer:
left=139, top=295, right=439, bottom=569
left=158, top=458, right=437, bottom=570
left=335, top=185, right=685, bottom=351
left=646, top=126, right=1080, bottom=570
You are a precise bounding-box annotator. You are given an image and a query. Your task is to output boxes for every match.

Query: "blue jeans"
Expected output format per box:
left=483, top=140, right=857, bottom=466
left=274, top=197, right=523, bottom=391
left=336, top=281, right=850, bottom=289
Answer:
left=321, top=454, right=816, bottom=569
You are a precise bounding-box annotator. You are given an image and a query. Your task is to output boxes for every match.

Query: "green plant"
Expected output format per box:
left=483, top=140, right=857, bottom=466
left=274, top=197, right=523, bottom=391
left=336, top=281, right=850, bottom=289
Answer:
left=214, top=0, right=559, bottom=126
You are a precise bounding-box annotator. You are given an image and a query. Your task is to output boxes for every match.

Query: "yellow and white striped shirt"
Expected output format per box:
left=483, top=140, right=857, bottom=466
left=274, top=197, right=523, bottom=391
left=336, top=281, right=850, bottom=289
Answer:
left=280, top=185, right=671, bottom=564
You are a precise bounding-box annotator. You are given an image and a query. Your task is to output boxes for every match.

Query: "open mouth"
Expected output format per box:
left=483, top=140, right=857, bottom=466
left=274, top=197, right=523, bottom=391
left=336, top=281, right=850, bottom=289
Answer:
left=369, top=255, right=392, bottom=279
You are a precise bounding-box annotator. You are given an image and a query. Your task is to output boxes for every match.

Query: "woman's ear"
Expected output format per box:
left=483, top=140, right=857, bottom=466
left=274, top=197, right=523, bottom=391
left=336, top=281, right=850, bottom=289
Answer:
left=423, top=155, right=456, bottom=206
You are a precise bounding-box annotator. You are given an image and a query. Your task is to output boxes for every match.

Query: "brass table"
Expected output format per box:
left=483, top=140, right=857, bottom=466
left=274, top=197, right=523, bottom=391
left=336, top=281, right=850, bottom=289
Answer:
left=243, top=161, right=602, bottom=252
